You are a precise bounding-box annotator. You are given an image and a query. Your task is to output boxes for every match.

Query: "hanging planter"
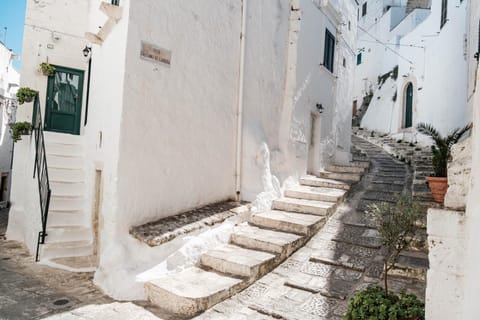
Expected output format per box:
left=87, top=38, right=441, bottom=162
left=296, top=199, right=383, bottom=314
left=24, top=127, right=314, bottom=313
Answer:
left=16, top=87, right=38, bottom=104
left=9, top=121, right=33, bottom=142
left=39, top=62, right=56, bottom=76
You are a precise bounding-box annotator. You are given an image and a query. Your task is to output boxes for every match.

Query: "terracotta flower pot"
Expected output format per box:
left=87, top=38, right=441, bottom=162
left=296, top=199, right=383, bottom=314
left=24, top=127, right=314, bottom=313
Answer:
left=426, top=176, right=448, bottom=203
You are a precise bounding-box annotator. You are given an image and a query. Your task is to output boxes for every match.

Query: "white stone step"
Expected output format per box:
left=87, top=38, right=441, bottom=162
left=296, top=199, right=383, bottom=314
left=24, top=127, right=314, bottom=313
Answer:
left=46, top=143, right=83, bottom=157
left=300, top=175, right=350, bottom=190
left=49, top=196, right=85, bottom=211
left=47, top=154, right=84, bottom=170
left=318, top=170, right=362, bottom=182
left=200, top=244, right=276, bottom=278
left=251, top=210, right=326, bottom=236
left=44, top=131, right=84, bottom=145
left=145, top=267, right=244, bottom=317
left=40, top=240, right=94, bottom=259
left=231, top=224, right=304, bottom=256
left=45, top=226, right=91, bottom=243
left=284, top=185, right=346, bottom=203
left=326, top=165, right=365, bottom=174
left=47, top=210, right=85, bottom=227
left=49, top=167, right=85, bottom=183
left=351, top=160, right=370, bottom=168
left=50, top=181, right=85, bottom=197
left=272, top=197, right=337, bottom=216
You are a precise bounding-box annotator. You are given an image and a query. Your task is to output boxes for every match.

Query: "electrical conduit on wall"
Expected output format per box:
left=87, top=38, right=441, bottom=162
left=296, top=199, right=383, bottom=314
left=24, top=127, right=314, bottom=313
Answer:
left=235, top=0, right=247, bottom=201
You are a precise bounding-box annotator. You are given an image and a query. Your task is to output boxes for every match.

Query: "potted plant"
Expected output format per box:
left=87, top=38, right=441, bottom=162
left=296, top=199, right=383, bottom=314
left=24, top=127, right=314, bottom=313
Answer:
left=39, top=62, right=55, bottom=76
left=16, top=87, right=38, bottom=105
left=416, top=123, right=472, bottom=203
left=9, top=121, right=33, bottom=142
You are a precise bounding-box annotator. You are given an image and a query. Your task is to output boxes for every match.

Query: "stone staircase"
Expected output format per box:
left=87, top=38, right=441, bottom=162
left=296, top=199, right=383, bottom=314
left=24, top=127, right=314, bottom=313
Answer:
left=40, top=132, right=96, bottom=271
left=144, top=161, right=369, bottom=317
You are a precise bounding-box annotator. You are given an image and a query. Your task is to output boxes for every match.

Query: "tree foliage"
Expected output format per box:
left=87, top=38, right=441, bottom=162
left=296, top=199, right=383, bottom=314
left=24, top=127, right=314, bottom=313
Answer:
left=366, top=194, right=424, bottom=295
left=416, top=122, right=472, bottom=177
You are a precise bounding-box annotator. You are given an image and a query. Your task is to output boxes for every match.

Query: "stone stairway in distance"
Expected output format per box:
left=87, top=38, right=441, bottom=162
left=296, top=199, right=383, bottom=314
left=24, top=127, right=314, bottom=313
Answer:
left=144, top=161, right=369, bottom=317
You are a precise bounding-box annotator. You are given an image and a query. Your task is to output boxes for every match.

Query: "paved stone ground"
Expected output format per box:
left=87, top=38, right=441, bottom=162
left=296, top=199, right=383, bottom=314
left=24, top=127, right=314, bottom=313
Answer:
left=0, top=136, right=427, bottom=320
left=194, top=136, right=427, bottom=320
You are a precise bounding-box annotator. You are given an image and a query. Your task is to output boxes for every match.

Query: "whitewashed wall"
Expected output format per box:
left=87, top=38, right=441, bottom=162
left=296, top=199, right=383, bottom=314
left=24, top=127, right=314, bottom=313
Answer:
left=425, top=2, right=479, bottom=318
left=460, top=0, right=480, bottom=317
left=356, top=0, right=468, bottom=137
left=0, top=43, right=19, bottom=198
left=7, top=0, right=91, bottom=252
left=241, top=0, right=358, bottom=201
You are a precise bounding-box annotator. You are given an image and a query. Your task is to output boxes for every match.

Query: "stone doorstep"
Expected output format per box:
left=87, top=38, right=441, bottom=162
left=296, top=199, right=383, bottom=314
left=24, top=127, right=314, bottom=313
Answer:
left=299, top=175, right=351, bottom=190
left=284, top=185, right=346, bottom=203
left=251, top=210, right=326, bottom=236
left=272, top=197, right=337, bottom=216
left=318, top=170, right=362, bottom=182
left=131, top=203, right=248, bottom=247
left=230, top=224, right=304, bottom=255
left=309, top=255, right=365, bottom=272
left=326, top=165, right=366, bottom=174
left=145, top=267, right=245, bottom=317
left=200, top=244, right=276, bottom=278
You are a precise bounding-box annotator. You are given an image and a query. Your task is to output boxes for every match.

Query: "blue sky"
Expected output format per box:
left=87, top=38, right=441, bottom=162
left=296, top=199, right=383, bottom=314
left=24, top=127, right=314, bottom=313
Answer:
left=0, top=0, right=27, bottom=71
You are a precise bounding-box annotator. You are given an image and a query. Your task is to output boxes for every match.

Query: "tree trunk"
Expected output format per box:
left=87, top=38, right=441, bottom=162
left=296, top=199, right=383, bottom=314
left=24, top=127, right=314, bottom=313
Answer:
left=384, top=263, right=389, bottom=295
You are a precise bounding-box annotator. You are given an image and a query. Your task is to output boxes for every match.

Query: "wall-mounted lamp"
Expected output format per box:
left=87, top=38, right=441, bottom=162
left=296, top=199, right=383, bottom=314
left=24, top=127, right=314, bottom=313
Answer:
left=83, top=46, right=92, bottom=58
left=316, top=103, right=324, bottom=113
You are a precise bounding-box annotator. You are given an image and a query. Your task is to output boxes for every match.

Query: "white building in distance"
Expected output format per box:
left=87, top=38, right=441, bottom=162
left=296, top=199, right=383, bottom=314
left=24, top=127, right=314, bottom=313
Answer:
left=7, top=0, right=359, bottom=300
left=353, top=0, right=470, bottom=139
left=0, top=41, right=19, bottom=207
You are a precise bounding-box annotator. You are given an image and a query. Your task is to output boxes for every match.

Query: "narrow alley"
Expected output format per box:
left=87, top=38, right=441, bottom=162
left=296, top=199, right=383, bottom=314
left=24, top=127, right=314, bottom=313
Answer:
left=0, top=136, right=427, bottom=320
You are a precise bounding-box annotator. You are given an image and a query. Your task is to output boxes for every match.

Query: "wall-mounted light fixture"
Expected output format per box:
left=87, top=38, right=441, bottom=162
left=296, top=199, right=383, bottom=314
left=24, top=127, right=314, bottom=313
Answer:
left=316, top=103, right=324, bottom=113
left=82, top=46, right=92, bottom=58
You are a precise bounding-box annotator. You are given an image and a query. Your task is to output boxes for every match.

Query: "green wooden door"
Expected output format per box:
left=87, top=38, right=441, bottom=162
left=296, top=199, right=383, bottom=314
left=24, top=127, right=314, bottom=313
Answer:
left=45, top=66, right=84, bottom=135
left=405, top=83, right=413, bottom=128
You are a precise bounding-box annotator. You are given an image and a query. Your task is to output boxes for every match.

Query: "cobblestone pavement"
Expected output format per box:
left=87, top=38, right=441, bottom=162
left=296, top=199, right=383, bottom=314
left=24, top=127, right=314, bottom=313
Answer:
left=0, top=136, right=427, bottom=320
left=194, top=136, right=427, bottom=320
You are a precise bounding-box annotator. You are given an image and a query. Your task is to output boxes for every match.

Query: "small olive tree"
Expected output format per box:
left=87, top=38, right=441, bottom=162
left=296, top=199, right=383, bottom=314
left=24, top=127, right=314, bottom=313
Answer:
left=366, top=194, right=424, bottom=295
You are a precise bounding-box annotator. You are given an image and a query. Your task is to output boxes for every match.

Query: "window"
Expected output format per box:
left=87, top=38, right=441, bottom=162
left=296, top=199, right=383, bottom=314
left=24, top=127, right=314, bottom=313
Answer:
left=440, top=0, right=447, bottom=28
left=343, top=58, right=346, bottom=67
left=348, top=21, right=351, bottom=31
left=362, top=2, right=367, bottom=17
left=357, top=53, right=362, bottom=65
left=323, top=29, right=335, bottom=73
left=111, top=0, right=120, bottom=6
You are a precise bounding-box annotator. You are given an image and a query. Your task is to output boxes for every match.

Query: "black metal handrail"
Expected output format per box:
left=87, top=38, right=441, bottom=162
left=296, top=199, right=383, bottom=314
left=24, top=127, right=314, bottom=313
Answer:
left=32, top=94, right=52, bottom=262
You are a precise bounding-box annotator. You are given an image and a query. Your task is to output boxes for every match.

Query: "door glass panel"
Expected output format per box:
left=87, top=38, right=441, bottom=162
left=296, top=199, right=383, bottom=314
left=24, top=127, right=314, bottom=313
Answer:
left=52, top=71, right=80, bottom=114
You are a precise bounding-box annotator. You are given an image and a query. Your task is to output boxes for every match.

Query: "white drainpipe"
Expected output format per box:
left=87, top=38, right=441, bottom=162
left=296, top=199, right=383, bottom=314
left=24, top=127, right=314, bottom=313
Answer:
left=235, top=0, right=247, bottom=201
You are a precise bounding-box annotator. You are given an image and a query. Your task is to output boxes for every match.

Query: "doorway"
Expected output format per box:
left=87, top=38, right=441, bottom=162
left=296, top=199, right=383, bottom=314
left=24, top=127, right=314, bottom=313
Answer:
left=308, top=112, right=321, bottom=174
left=404, top=82, right=413, bottom=128
left=45, top=66, right=84, bottom=135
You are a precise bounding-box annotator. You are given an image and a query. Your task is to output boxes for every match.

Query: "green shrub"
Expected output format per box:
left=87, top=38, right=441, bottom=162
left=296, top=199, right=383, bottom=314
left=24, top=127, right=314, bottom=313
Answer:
left=345, top=286, right=424, bottom=320
left=391, top=65, right=399, bottom=80
left=416, top=123, right=472, bottom=177
left=10, top=121, right=32, bottom=142
left=16, top=87, right=38, bottom=105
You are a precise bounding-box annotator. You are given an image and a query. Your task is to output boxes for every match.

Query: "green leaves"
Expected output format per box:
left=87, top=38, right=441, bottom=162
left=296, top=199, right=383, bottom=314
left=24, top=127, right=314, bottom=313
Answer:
left=16, top=87, right=38, bottom=105
left=366, top=195, right=425, bottom=295
left=344, top=286, right=424, bottom=320
left=416, top=122, right=472, bottom=177
left=9, top=121, right=33, bottom=142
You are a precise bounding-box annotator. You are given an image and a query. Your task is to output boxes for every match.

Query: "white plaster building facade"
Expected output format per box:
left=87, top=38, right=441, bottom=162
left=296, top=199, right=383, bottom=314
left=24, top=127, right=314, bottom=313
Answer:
left=353, top=0, right=470, bottom=138
left=0, top=42, right=19, bottom=207
left=425, top=1, right=480, bottom=318
left=7, top=0, right=359, bottom=299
